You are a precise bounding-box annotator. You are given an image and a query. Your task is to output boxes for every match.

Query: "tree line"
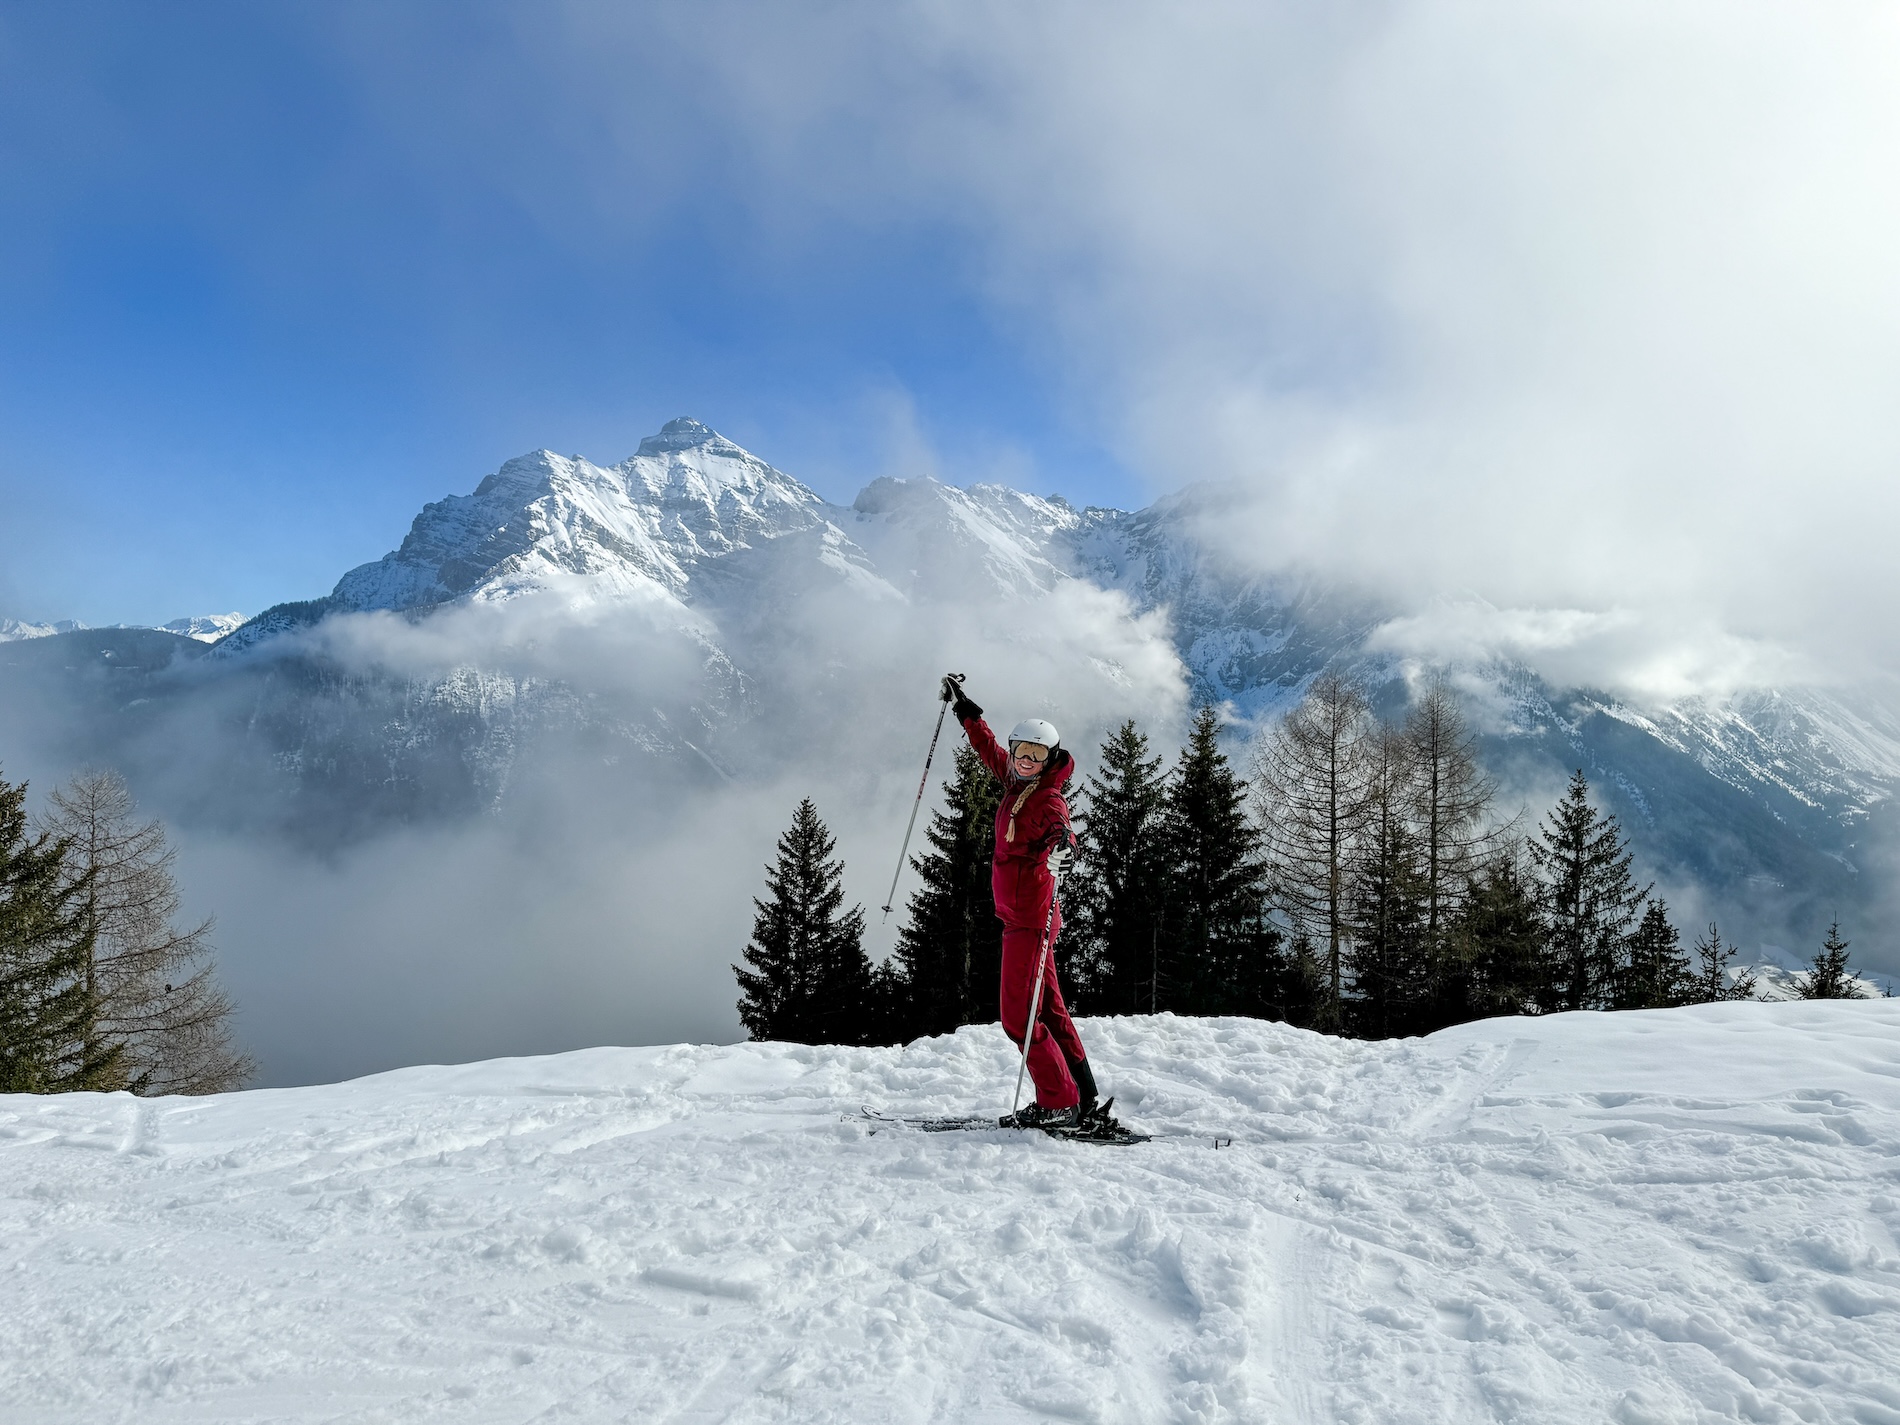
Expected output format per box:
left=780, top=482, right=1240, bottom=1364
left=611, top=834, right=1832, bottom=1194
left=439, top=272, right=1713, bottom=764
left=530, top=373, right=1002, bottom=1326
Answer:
left=1, top=764, right=251, bottom=1094
left=735, top=674, right=1878, bottom=1044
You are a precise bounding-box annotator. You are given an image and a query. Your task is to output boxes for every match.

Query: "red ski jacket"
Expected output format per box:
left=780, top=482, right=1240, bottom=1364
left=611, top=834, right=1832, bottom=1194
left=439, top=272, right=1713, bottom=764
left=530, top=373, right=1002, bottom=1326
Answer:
left=959, top=713, right=1078, bottom=932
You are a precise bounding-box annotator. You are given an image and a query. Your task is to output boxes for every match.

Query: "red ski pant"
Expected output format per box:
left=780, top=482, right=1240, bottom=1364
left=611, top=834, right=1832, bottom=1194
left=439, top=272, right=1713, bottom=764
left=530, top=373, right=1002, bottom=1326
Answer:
left=999, top=924, right=1088, bottom=1109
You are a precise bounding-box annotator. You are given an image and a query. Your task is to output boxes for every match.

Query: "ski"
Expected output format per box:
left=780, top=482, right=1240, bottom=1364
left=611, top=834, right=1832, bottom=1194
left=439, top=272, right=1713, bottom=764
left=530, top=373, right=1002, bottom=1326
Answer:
left=860, top=1104, right=1152, bottom=1146
left=860, top=1106, right=996, bottom=1133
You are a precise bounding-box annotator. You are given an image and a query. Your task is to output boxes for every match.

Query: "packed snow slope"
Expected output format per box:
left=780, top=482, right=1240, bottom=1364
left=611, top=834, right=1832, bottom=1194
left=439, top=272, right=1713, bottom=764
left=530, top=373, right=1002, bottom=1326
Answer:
left=6, top=1006, right=1900, bottom=1424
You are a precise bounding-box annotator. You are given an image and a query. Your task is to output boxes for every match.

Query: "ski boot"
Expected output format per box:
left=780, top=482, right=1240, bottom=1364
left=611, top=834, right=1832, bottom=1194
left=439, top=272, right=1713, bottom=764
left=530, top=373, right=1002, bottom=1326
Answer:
left=998, top=1102, right=1080, bottom=1131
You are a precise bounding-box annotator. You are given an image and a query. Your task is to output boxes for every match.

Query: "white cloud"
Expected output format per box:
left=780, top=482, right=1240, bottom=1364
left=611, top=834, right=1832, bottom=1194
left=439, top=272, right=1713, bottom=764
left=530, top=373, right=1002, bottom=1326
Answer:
left=508, top=0, right=1900, bottom=690
left=1367, top=597, right=1814, bottom=703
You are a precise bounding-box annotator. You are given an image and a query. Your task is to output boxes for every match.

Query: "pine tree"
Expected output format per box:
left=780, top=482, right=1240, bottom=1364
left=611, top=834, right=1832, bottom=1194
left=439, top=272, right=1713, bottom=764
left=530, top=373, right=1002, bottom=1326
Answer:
left=1686, top=922, right=1756, bottom=1003
left=1617, top=900, right=1692, bottom=1010
left=38, top=769, right=252, bottom=1093
left=1157, top=708, right=1276, bottom=1016
left=1450, top=850, right=1547, bottom=1020
left=1799, top=921, right=1860, bottom=1000
left=1529, top=772, right=1651, bottom=1013
left=0, top=768, right=120, bottom=1092
left=887, top=746, right=1004, bottom=1040
left=1063, top=721, right=1168, bottom=1015
left=733, top=799, right=872, bottom=1044
left=1347, top=725, right=1431, bottom=1038
left=1255, top=671, right=1374, bottom=1032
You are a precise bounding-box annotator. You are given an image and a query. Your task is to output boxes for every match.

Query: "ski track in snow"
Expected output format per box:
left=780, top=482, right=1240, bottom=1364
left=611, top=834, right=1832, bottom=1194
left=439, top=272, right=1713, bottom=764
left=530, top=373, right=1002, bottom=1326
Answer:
left=4, top=1006, right=1900, bottom=1424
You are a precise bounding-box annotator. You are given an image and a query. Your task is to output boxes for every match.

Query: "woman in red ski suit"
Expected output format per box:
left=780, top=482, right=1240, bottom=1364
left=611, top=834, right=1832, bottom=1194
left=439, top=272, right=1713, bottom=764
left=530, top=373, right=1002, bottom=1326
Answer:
left=944, top=679, right=1099, bottom=1125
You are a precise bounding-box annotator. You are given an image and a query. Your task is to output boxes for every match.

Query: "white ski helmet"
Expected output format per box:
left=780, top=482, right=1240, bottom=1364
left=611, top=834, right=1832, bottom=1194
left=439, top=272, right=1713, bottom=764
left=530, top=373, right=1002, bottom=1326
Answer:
left=1008, top=718, right=1061, bottom=755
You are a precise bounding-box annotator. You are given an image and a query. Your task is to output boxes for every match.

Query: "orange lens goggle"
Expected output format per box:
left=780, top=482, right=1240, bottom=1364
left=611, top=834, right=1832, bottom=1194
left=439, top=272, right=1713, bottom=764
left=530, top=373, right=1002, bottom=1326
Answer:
left=1010, top=742, right=1050, bottom=763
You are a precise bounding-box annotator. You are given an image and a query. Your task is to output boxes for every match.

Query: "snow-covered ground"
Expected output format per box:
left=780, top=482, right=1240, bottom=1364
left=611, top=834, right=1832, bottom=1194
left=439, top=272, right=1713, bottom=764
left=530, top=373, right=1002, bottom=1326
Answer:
left=5, top=1005, right=1899, bottom=1423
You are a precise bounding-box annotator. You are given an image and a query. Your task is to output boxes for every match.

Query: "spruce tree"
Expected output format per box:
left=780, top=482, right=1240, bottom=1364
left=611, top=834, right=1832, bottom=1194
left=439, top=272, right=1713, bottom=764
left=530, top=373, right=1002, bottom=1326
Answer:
left=1347, top=725, right=1431, bottom=1038
left=1617, top=900, right=1692, bottom=1009
left=0, top=768, right=121, bottom=1092
left=733, top=799, right=872, bottom=1044
left=1799, top=921, right=1861, bottom=1000
left=1063, top=721, right=1168, bottom=1015
left=1157, top=708, right=1276, bottom=1016
left=1686, top=922, right=1756, bottom=1003
left=887, top=746, right=1004, bottom=1040
left=1255, top=671, right=1374, bottom=1032
left=1450, top=850, right=1547, bottom=1020
left=1529, top=772, right=1650, bottom=1013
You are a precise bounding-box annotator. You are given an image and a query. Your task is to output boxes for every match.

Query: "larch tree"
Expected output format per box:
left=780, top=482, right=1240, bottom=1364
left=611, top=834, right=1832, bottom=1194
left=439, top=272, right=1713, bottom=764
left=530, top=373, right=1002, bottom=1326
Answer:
left=887, top=745, right=1004, bottom=1040
left=1063, top=721, right=1169, bottom=1016
left=1254, top=670, right=1374, bottom=1032
left=1402, top=677, right=1502, bottom=975
left=39, top=769, right=252, bottom=1094
left=734, top=799, right=872, bottom=1044
left=1529, top=771, right=1650, bottom=1013
left=0, top=767, right=120, bottom=1093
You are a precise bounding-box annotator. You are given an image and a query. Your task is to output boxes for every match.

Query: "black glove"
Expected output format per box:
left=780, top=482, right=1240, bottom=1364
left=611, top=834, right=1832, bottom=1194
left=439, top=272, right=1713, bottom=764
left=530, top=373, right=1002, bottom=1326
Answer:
left=942, top=675, right=982, bottom=721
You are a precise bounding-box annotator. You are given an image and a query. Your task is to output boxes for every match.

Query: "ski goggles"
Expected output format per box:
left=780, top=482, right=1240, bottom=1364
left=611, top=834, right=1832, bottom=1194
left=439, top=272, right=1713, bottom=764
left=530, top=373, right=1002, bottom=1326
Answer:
left=1009, top=742, right=1050, bottom=764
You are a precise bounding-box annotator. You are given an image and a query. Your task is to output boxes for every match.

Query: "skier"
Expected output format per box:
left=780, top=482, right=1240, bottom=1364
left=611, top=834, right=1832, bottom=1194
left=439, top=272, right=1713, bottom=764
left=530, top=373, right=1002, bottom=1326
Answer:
left=941, top=675, right=1103, bottom=1130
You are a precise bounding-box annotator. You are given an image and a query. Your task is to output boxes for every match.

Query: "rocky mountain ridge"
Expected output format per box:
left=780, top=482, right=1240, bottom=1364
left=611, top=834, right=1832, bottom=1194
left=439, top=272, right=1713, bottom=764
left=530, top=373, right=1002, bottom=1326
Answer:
left=6, top=418, right=1895, bottom=967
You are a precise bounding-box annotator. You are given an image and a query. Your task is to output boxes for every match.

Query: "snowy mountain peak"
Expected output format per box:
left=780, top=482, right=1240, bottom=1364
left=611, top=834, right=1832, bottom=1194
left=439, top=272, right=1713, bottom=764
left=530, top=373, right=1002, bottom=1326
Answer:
left=635, top=416, right=727, bottom=457
left=0, top=617, right=84, bottom=642
left=0, top=614, right=242, bottom=644
left=260, top=424, right=834, bottom=625
left=846, top=476, right=1083, bottom=598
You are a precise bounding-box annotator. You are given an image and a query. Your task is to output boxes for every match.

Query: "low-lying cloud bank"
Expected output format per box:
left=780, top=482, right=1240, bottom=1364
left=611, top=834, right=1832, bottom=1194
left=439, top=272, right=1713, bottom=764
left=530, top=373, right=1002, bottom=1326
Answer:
left=2, top=570, right=1192, bottom=1085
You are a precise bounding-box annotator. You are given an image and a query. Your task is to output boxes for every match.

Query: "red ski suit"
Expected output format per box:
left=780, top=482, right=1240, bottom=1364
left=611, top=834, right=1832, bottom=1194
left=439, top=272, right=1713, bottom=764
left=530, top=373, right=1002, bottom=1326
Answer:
left=959, top=713, right=1088, bottom=1110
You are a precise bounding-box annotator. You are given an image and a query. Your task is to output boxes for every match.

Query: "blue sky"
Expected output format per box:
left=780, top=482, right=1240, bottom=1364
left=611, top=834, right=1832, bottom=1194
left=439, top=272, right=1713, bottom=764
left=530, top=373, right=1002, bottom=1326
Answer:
left=0, top=4, right=1139, bottom=627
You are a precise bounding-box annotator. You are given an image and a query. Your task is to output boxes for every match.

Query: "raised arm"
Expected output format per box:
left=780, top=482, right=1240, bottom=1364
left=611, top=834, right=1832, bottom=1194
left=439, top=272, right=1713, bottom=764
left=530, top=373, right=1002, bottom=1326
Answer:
left=943, top=677, right=1012, bottom=782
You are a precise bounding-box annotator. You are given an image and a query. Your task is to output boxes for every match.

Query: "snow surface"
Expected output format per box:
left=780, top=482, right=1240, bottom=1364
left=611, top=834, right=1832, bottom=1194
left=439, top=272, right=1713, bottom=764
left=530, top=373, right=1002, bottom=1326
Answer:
left=6, top=1004, right=1900, bottom=1423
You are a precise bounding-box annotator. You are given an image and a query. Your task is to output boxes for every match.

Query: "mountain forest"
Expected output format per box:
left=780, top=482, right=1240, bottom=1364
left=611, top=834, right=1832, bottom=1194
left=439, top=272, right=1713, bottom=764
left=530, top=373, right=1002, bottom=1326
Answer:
left=735, top=676, right=1881, bottom=1047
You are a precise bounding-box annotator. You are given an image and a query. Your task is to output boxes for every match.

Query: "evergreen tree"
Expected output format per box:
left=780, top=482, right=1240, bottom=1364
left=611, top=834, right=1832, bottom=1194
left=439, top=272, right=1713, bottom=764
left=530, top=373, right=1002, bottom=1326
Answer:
left=1157, top=708, right=1276, bottom=1016
left=1686, top=922, right=1756, bottom=1003
left=1529, top=772, right=1650, bottom=1013
left=1063, top=721, right=1168, bottom=1015
left=1255, top=671, right=1374, bottom=1032
left=1346, top=725, right=1431, bottom=1038
left=0, top=767, right=120, bottom=1092
left=1617, top=899, right=1692, bottom=1009
left=887, top=746, right=1004, bottom=1041
left=1449, top=850, right=1547, bottom=1020
left=1799, top=921, right=1861, bottom=1000
left=733, top=799, right=872, bottom=1044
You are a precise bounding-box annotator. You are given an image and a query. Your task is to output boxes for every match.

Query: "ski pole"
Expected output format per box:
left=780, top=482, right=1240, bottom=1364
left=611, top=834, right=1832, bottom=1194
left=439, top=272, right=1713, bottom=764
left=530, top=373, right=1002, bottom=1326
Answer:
left=1009, top=878, right=1062, bottom=1121
left=881, top=674, right=963, bottom=922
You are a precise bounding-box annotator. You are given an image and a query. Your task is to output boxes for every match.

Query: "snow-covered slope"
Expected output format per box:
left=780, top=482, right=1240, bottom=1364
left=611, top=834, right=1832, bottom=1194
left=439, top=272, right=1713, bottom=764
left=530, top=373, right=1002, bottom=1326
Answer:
left=0, top=614, right=240, bottom=643
left=5, top=1004, right=1898, bottom=1422
left=0, top=617, right=82, bottom=641
left=157, top=612, right=246, bottom=642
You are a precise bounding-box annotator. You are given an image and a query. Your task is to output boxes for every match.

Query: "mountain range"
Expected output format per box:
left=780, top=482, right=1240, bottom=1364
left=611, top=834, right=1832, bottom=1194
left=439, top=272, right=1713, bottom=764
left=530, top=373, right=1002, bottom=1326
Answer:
left=3, top=417, right=1895, bottom=974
